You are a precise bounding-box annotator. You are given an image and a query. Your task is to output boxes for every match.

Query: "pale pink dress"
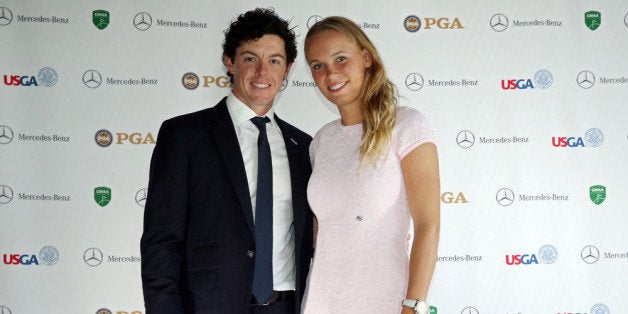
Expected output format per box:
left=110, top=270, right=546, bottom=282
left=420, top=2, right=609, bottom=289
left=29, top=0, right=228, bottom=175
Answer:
left=301, top=107, right=436, bottom=314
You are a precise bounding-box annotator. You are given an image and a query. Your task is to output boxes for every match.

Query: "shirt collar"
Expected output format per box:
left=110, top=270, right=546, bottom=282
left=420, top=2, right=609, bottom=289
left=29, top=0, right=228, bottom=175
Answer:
left=226, top=92, right=277, bottom=127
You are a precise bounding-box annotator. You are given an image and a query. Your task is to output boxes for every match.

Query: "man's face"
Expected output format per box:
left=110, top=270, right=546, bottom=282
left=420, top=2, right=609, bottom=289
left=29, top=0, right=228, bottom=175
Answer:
left=224, top=34, right=292, bottom=115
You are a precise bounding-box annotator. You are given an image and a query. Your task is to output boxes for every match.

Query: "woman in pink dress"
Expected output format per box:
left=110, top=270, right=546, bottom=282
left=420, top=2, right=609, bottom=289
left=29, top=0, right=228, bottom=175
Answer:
left=301, top=17, right=440, bottom=314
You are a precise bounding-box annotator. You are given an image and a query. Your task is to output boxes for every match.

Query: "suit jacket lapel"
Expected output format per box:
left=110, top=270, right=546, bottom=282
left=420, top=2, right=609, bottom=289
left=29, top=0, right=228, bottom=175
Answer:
left=275, top=115, right=307, bottom=245
left=210, top=99, right=255, bottom=237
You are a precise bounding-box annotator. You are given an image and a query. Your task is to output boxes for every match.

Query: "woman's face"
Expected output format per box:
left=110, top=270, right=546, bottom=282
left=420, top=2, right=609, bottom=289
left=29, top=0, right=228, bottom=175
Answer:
left=305, top=30, right=372, bottom=111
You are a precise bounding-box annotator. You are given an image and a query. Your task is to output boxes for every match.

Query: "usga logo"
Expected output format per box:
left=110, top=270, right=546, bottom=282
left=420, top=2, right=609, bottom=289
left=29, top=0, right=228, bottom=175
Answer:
left=3, top=67, right=58, bottom=87
left=506, top=244, right=558, bottom=265
left=552, top=127, right=604, bottom=148
left=440, top=192, right=468, bottom=204
left=501, top=69, right=552, bottom=90
left=404, top=15, right=463, bottom=32
left=3, top=245, right=59, bottom=266
left=95, top=129, right=155, bottom=146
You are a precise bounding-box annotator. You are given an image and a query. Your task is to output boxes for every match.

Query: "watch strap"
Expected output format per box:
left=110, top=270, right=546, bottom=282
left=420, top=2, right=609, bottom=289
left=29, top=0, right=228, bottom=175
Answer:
left=401, top=298, right=429, bottom=314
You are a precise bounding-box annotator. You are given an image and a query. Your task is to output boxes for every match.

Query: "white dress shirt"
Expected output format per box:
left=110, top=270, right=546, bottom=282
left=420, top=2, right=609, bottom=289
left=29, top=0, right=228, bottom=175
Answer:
left=225, top=92, right=296, bottom=291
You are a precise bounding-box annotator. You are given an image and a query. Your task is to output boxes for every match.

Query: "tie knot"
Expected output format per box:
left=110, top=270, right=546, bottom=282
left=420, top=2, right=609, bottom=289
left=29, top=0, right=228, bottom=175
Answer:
left=250, top=116, right=271, bottom=132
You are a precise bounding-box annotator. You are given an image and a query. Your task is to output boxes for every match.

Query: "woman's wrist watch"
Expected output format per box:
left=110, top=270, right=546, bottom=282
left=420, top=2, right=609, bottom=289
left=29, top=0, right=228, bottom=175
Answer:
left=401, top=298, right=429, bottom=314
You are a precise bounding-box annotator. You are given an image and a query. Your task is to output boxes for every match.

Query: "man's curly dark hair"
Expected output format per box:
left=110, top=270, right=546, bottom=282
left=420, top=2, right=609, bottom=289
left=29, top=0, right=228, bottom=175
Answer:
left=222, top=8, right=297, bottom=82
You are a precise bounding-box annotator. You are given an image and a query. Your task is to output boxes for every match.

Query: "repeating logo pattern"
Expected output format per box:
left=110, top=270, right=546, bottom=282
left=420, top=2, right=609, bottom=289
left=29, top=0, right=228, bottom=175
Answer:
left=404, top=15, right=420, bottom=32
left=496, top=188, right=515, bottom=206
left=39, top=245, right=60, bottom=266
left=0, top=185, right=14, bottom=204
left=94, top=186, right=112, bottom=207
left=589, top=185, right=606, bottom=205
left=585, top=11, right=601, bottom=30
left=405, top=73, right=424, bottom=91
left=135, top=188, right=147, bottom=207
left=456, top=130, right=475, bottom=148
left=490, top=13, right=508, bottom=32
left=133, top=12, right=152, bottom=31
left=83, top=70, right=102, bottom=88
left=93, top=10, right=110, bottom=29
left=0, top=125, right=14, bottom=144
left=84, top=248, right=104, bottom=267
left=577, top=71, right=595, bottom=89
left=1, top=4, right=625, bottom=313
left=38, top=67, right=58, bottom=87
left=538, top=244, right=558, bottom=264
left=461, top=307, right=479, bottom=314
left=182, top=72, right=199, bottom=90
left=581, top=245, right=600, bottom=264
left=534, top=69, right=553, bottom=89
left=307, top=15, right=323, bottom=29
left=95, top=129, right=113, bottom=147
left=590, top=303, right=610, bottom=314
left=0, top=7, right=13, bottom=26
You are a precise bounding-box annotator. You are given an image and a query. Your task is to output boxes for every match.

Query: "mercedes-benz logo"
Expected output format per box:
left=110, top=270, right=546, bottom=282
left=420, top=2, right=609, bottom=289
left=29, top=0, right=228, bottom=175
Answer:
left=456, top=130, right=475, bottom=148
left=496, top=188, right=515, bottom=206
left=461, top=306, right=479, bottom=314
left=490, top=13, right=508, bottom=32
left=83, top=247, right=104, bottom=266
left=0, top=125, right=14, bottom=144
left=280, top=78, right=288, bottom=91
left=83, top=70, right=102, bottom=88
left=0, top=7, right=13, bottom=26
left=405, top=73, right=424, bottom=91
left=134, top=12, right=152, bottom=31
left=307, top=15, right=324, bottom=29
left=581, top=245, right=600, bottom=264
left=0, top=185, right=14, bottom=204
left=577, top=70, right=595, bottom=89
left=0, top=305, right=12, bottom=314
left=135, top=188, right=147, bottom=207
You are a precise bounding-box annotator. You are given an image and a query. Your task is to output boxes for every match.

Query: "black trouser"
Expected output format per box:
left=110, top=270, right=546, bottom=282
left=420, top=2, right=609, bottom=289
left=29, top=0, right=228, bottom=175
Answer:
left=249, top=291, right=295, bottom=314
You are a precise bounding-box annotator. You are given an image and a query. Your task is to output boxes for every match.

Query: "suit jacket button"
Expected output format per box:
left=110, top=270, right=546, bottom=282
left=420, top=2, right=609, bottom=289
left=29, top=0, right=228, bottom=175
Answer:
left=247, top=250, right=255, bottom=258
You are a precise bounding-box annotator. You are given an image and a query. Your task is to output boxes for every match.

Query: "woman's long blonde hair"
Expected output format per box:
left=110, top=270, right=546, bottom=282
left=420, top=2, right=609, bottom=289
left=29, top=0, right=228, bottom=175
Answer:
left=305, top=16, right=398, bottom=167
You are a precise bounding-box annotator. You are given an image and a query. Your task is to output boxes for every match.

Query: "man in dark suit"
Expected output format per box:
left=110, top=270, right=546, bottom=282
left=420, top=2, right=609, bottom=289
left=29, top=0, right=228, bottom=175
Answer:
left=140, top=8, right=313, bottom=314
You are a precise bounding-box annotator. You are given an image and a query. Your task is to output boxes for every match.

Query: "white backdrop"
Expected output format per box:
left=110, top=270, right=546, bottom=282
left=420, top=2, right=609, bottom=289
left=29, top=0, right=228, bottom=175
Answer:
left=1, top=1, right=627, bottom=313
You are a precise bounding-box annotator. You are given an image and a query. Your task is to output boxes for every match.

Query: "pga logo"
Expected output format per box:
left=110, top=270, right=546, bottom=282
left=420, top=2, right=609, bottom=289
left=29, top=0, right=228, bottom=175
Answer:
left=404, top=15, right=464, bottom=32
left=440, top=192, right=468, bottom=204
left=116, top=132, right=155, bottom=145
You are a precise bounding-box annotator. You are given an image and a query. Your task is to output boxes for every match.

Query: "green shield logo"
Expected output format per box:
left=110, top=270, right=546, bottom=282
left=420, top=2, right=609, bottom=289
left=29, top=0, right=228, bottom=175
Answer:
left=93, top=10, right=110, bottom=30
left=589, top=185, right=606, bottom=205
left=585, top=11, right=601, bottom=30
left=429, top=306, right=438, bottom=314
left=94, top=186, right=112, bottom=207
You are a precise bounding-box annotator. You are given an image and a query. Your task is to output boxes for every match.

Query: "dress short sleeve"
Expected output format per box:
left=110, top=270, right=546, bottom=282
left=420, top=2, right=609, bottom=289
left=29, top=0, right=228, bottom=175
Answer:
left=393, top=106, right=437, bottom=159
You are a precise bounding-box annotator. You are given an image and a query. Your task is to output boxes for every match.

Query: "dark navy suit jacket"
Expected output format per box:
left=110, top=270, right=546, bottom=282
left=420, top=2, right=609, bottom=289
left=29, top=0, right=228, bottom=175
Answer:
left=140, top=97, right=313, bottom=314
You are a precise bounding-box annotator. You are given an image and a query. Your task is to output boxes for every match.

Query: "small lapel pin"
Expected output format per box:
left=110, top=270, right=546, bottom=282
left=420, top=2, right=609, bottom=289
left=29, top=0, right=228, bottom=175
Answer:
left=290, top=138, right=298, bottom=145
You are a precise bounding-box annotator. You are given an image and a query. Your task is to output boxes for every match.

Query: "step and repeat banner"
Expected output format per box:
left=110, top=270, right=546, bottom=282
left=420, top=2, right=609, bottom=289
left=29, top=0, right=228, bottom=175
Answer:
left=1, top=1, right=627, bottom=313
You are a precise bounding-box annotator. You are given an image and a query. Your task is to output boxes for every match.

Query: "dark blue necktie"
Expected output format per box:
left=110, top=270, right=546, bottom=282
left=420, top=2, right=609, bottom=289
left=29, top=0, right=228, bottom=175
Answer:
left=250, top=116, right=273, bottom=303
